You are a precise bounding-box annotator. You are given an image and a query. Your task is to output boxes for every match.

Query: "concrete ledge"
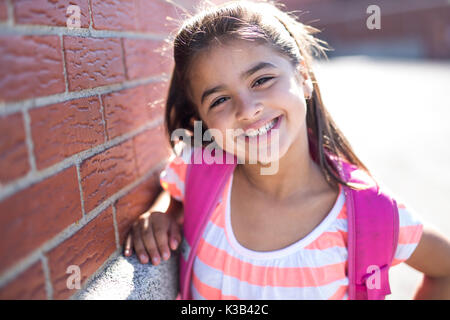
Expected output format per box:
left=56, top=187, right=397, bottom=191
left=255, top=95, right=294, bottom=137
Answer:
left=73, top=249, right=179, bottom=300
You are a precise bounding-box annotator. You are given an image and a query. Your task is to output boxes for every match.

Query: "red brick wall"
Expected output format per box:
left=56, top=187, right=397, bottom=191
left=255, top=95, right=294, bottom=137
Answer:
left=0, top=0, right=202, bottom=300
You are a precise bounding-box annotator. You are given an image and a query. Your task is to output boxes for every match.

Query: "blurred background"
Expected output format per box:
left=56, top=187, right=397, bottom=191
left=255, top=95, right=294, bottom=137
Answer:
left=0, top=0, right=449, bottom=299
left=282, top=0, right=450, bottom=59
left=280, top=0, right=450, bottom=299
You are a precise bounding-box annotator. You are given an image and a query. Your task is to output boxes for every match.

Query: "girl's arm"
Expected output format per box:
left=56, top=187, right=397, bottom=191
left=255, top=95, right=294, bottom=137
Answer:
left=150, top=188, right=183, bottom=221
left=404, top=224, right=450, bottom=299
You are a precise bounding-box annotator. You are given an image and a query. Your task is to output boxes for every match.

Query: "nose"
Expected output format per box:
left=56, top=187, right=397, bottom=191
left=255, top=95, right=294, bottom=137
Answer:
left=235, top=94, right=263, bottom=122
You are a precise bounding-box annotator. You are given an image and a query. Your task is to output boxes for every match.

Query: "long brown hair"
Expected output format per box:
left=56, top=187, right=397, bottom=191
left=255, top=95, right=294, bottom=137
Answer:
left=163, top=0, right=370, bottom=189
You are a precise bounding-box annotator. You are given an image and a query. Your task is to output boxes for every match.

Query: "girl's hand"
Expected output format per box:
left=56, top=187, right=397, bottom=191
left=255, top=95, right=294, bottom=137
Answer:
left=123, top=208, right=183, bottom=266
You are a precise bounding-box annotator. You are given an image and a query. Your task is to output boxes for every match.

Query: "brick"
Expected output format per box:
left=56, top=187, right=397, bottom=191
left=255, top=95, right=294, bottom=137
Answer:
left=90, top=0, right=138, bottom=31
left=0, top=113, right=30, bottom=183
left=80, top=140, right=137, bottom=213
left=30, top=96, right=105, bottom=170
left=0, top=261, right=47, bottom=300
left=115, top=174, right=160, bottom=245
left=135, top=0, right=180, bottom=34
left=0, top=167, right=82, bottom=274
left=123, top=38, right=174, bottom=80
left=0, top=0, right=7, bottom=21
left=63, top=36, right=125, bottom=91
left=133, top=123, right=171, bottom=177
left=102, top=82, right=166, bottom=140
left=48, top=206, right=116, bottom=300
left=145, top=80, right=169, bottom=118
left=89, top=0, right=181, bottom=34
left=0, top=35, right=65, bottom=103
left=146, top=80, right=169, bottom=117
left=14, top=0, right=90, bottom=28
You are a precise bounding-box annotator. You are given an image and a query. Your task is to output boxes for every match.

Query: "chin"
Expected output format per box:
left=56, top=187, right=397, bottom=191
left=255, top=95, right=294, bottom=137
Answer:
left=258, top=142, right=289, bottom=163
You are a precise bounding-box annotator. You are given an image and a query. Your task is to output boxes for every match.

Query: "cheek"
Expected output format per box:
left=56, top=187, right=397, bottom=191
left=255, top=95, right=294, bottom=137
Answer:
left=277, top=77, right=307, bottom=113
left=202, top=118, right=230, bottom=146
left=283, top=88, right=308, bottom=125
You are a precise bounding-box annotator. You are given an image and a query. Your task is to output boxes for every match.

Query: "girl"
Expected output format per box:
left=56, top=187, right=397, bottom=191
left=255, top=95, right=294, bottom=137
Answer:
left=123, top=0, right=450, bottom=299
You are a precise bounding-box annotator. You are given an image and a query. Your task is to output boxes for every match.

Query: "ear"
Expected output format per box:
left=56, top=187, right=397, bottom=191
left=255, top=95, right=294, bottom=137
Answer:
left=295, top=64, right=313, bottom=99
left=189, top=115, right=199, bottom=126
left=303, top=77, right=313, bottom=99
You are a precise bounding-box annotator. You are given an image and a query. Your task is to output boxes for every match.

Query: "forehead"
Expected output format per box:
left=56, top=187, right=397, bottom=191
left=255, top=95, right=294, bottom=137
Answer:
left=187, top=40, right=289, bottom=101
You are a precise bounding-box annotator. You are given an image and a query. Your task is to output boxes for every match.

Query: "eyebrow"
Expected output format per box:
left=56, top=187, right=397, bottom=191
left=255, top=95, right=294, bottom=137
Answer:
left=200, top=61, right=277, bottom=105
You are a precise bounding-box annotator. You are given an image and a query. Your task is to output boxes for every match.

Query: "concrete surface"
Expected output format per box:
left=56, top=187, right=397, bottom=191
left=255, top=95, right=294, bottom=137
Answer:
left=73, top=250, right=179, bottom=300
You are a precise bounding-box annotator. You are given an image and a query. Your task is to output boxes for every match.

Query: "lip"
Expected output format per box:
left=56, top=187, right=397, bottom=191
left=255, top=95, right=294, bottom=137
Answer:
left=241, top=115, right=282, bottom=143
left=242, top=115, right=281, bottom=132
left=244, top=115, right=280, bottom=132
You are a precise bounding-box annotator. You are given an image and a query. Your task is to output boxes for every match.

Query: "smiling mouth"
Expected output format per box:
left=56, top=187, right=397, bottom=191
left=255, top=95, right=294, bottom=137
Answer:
left=242, top=116, right=281, bottom=138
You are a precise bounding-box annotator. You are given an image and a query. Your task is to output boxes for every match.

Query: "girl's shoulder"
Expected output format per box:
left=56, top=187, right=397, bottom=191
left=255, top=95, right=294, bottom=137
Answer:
left=159, top=142, right=194, bottom=203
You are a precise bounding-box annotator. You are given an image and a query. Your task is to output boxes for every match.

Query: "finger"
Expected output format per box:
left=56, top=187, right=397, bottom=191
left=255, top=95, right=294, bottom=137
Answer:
left=132, top=223, right=149, bottom=264
left=124, top=232, right=133, bottom=256
left=169, top=220, right=182, bottom=250
left=140, top=216, right=162, bottom=265
left=151, top=213, right=171, bottom=261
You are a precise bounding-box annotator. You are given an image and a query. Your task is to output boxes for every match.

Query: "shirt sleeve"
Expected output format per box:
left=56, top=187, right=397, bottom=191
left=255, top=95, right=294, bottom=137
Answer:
left=391, top=199, right=424, bottom=267
left=159, top=142, right=192, bottom=203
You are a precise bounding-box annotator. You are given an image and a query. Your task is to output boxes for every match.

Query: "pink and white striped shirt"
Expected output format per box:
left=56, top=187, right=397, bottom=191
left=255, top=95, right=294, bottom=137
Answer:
left=159, top=146, right=423, bottom=300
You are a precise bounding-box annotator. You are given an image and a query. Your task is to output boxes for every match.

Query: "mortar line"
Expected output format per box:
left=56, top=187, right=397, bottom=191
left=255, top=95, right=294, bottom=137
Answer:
left=40, top=254, right=53, bottom=300
left=0, top=23, right=168, bottom=39
left=76, top=163, right=86, bottom=217
left=59, top=35, right=69, bottom=93
left=22, top=109, right=37, bottom=172
left=111, top=204, right=121, bottom=251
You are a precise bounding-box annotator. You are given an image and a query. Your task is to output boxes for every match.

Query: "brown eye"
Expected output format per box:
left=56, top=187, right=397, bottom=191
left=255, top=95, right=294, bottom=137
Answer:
left=210, top=96, right=228, bottom=109
left=253, top=76, right=274, bottom=87
left=209, top=77, right=274, bottom=110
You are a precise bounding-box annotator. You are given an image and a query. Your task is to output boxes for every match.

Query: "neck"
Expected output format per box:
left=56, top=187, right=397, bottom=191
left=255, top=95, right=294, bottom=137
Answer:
left=235, top=127, right=328, bottom=203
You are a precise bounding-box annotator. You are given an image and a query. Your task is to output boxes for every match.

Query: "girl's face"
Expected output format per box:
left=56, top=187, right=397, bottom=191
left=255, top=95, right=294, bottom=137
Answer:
left=187, top=39, right=311, bottom=163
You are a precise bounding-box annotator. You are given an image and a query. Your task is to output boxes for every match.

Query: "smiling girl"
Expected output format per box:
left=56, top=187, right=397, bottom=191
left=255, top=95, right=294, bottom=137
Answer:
left=123, top=0, right=450, bottom=300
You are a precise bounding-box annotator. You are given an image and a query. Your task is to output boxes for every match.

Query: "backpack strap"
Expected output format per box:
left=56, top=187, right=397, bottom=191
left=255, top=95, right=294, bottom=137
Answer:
left=181, top=146, right=399, bottom=300
left=339, top=161, right=400, bottom=300
left=180, top=147, right=237, bottom=299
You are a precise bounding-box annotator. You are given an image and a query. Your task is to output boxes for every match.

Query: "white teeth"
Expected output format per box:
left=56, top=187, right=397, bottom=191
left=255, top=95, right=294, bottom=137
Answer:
left=245, top=117, right=277, bottom=137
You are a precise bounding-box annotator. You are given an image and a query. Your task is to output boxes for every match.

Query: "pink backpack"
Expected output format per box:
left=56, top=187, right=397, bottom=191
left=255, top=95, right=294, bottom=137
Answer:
left=176, top=146, right=399, bottom=300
